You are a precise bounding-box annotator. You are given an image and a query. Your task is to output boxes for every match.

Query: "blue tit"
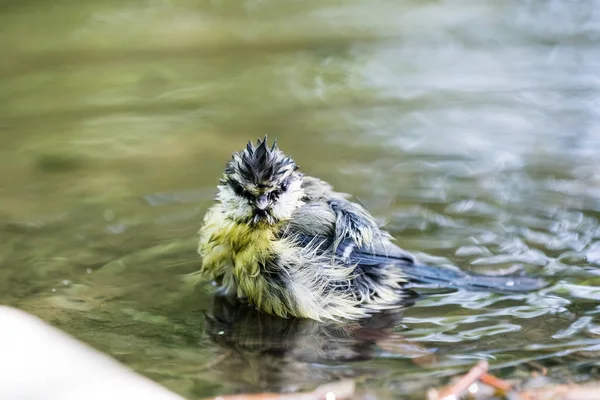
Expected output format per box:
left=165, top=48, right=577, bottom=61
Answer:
left=197, top=137, right=545, bottom=322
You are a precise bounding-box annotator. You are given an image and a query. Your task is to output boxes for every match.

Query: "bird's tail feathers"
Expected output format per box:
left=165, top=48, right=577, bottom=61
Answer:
left=398, top=263, right=546, bottom=293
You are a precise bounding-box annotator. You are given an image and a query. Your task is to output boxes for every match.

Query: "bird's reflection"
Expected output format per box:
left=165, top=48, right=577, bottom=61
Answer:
left=202, top=296, right=426, bottom=393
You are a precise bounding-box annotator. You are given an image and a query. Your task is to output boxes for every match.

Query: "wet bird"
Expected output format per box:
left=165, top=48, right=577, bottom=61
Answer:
left=197, top=137, right=545, bottom=322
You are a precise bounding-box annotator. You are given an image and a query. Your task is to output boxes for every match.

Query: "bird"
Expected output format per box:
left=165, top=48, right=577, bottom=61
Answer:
left=197, top=137, right=545, bottom=322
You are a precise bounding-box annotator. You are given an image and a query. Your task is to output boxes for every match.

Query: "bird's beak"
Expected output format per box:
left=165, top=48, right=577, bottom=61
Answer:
left=255, top=194, right=270, bottom=211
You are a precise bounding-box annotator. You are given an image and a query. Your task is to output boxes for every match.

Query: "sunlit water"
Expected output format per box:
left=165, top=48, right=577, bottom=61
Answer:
left=1, top=1, right=600, bottom=398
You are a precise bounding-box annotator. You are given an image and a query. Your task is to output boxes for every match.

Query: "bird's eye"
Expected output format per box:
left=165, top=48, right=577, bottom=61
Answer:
left=229, top=180, right=252, bottom=199
left=280, top=180, right=289, bottom=192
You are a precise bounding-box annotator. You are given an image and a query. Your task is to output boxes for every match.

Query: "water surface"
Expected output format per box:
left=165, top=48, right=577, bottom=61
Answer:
left=1, top=1, right=600, bottom=398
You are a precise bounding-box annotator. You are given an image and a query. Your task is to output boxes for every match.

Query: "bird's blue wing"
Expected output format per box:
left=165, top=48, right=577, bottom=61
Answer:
left=287, top=196, right=546, bottom=294
left=291, top=232, right=546, bottom=294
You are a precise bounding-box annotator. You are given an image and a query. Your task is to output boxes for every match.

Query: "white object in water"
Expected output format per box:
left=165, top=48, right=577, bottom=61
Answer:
left=0, top=306, right=185, bottom=400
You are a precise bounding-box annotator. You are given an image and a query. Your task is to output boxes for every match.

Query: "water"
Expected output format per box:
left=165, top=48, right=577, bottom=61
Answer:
left=1, top=0, right=600, bottom=398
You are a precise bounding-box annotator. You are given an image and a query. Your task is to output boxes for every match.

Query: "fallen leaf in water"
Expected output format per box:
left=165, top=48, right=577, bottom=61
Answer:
left=427, top=360, right=489, bottom=400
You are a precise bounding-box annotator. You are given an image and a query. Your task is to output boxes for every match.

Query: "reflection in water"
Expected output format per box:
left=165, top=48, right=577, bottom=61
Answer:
left=203, top=296, right=416, bottom=393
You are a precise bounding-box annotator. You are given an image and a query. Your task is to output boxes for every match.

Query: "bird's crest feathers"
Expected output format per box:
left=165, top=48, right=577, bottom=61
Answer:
left=226, top=136, right=298, bottom=186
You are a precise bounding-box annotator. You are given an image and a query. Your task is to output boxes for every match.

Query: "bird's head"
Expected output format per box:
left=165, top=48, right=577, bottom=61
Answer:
left=217, top=137, right=305, bottom=225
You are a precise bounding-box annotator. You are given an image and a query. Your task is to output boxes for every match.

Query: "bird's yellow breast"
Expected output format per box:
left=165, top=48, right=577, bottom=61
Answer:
left=198, top=205, right=297, bottom=317
left=198, top=206, right=280, bottom=280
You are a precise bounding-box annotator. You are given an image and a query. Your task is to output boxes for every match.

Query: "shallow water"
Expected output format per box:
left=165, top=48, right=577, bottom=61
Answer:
left=1, top=0, right=600, bottom=398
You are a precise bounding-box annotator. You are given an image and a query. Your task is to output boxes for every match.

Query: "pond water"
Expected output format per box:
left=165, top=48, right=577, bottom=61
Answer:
left=1, top=0, right=600, bottom=398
